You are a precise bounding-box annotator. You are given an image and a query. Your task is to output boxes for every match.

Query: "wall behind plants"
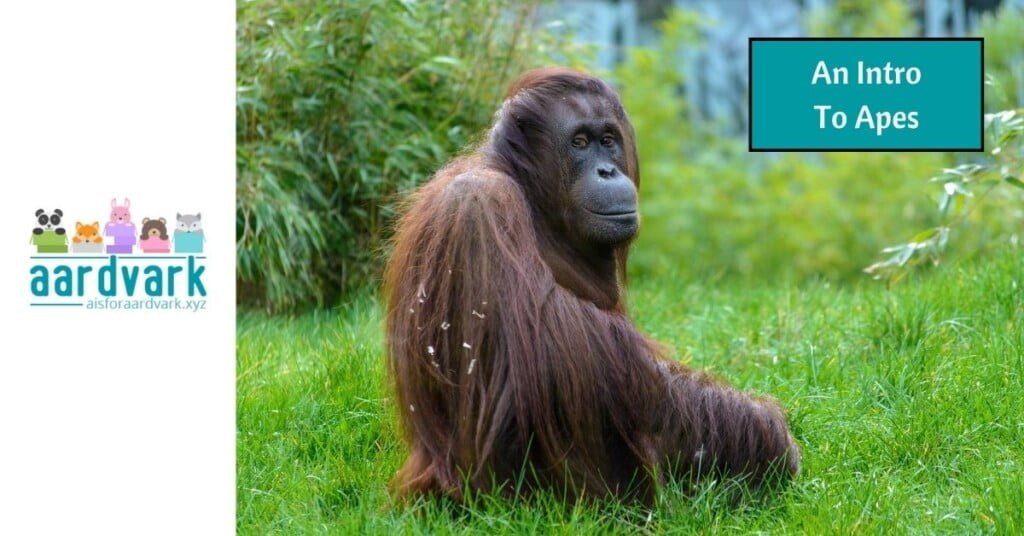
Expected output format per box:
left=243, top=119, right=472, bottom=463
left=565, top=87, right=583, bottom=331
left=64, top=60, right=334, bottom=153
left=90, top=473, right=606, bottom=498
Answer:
left=236, top=0, right=584, bottom=311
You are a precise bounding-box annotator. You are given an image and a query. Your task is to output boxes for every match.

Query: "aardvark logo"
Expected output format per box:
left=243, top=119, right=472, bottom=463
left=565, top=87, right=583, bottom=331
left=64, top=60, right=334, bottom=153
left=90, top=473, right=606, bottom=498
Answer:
left=29, top=198, right=208, bottom=312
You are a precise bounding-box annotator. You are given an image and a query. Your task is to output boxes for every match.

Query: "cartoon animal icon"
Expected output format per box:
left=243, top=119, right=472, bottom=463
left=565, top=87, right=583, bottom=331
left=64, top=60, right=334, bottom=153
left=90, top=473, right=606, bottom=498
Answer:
left=105, top=197, right=137, bottom=254
left=33, top=209, right=66, bottom=235
left=30, top=209, right=68, bottom=253
left=72, top=221, right=104, bottom=254
left=109, top=198, right=132, bottom=225
left=173, top=212, right=205, bottom=254
left=73, top=222, right=103, bottom=244
left=139, top=217, right=171, bottom=253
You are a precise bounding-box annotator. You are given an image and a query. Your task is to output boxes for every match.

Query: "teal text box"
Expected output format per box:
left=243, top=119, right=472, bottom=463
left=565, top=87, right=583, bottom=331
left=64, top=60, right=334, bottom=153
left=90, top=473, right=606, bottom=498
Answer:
left=750, top=38, right=982, bottom=151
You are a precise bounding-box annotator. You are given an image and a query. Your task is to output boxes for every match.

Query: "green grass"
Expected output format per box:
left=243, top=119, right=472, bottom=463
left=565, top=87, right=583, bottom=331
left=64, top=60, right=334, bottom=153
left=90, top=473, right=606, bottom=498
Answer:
left=238, top=252, right=1024, bottom=534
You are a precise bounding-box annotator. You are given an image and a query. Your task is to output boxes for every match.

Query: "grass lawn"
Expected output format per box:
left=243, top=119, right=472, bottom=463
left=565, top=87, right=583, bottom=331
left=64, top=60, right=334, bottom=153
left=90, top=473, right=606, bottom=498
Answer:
left=237, top=252, right=1023, bottom=534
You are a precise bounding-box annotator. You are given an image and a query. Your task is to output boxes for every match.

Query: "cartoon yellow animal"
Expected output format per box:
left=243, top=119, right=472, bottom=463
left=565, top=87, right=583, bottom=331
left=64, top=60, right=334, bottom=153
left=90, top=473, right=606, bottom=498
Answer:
left=72, top=221, right=104, bottom=244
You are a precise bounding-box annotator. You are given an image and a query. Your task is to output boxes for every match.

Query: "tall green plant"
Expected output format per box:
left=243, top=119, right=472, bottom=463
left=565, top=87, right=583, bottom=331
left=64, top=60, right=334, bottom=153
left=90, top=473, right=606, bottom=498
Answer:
left=864, top=108, right=1024, bottom=284
left=237, top=0, right=581, bottom=310
left=863, top=7, right=1024, bottom=284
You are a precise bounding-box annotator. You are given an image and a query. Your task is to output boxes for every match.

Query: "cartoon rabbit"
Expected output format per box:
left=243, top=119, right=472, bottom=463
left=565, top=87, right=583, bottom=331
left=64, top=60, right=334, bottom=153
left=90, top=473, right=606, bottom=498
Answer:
left=105, top=198, right=137, bottom=254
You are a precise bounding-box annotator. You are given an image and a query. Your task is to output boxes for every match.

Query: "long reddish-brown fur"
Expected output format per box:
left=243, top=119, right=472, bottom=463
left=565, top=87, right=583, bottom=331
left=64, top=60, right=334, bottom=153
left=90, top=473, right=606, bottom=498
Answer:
left=384, top=67, right=799, bottom=503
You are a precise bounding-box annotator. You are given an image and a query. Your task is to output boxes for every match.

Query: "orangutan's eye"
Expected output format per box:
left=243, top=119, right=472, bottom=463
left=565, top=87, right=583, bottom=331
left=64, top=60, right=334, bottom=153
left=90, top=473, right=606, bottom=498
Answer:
left=571, top=134, right=588, bottom=148
left=601, top=134, right=615, bottom=147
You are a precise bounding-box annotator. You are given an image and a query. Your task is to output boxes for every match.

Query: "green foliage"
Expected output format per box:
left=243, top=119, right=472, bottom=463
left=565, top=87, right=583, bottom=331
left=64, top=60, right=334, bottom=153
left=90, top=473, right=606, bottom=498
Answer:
left=865, top=109, right=1024, bottom=284
left=616, top=4, right=1023, bottom=286
left=613, top=9, right=700, bottom=171
left=236, top=0, right=582, bottom=310
left=237, top=252, right=1024, bottom=533
left=806, top=0, right=917, bottom=37
left=629, top=143, right=951, bottom=282
left=857, top=6, right=1024, bottom=284
left=977, top=5, right=1024, bottom=112
left=613, top=10, right=951, bottom=283
left=237, top=0, right=1024, bottom=308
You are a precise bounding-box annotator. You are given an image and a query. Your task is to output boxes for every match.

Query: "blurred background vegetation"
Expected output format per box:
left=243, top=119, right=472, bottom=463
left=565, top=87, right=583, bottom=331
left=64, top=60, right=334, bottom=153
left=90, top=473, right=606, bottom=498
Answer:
left=237, top=0, right=1024, bottom=311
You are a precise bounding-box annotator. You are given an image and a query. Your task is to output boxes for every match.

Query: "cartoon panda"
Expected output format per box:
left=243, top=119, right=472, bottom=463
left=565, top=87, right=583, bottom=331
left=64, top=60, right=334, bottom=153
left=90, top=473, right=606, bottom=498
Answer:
left=33, top=209, right=66, bottom=235
left=31, top=208, right=69, bottom=253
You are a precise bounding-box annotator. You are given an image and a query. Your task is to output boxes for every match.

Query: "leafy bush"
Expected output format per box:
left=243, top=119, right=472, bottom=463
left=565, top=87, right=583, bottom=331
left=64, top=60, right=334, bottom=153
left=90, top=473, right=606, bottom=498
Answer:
left=627, top=143, right=950, bottom=283
left=615, top=4, right=1023, bottom=286
left=237, top=0, right=580, bottom=310
left=614, top=10, right=951, bottom=284
left=865, top=109, right=1024, bottom=283
left=864, top=6, right=1024, bottom=283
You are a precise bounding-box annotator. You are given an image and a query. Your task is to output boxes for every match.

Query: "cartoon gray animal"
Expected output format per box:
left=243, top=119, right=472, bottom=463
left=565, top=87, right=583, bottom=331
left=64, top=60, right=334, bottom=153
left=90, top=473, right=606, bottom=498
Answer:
left=176, top=212, right=203, bottom=234
left=173, top=212, right=206, bottom=253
